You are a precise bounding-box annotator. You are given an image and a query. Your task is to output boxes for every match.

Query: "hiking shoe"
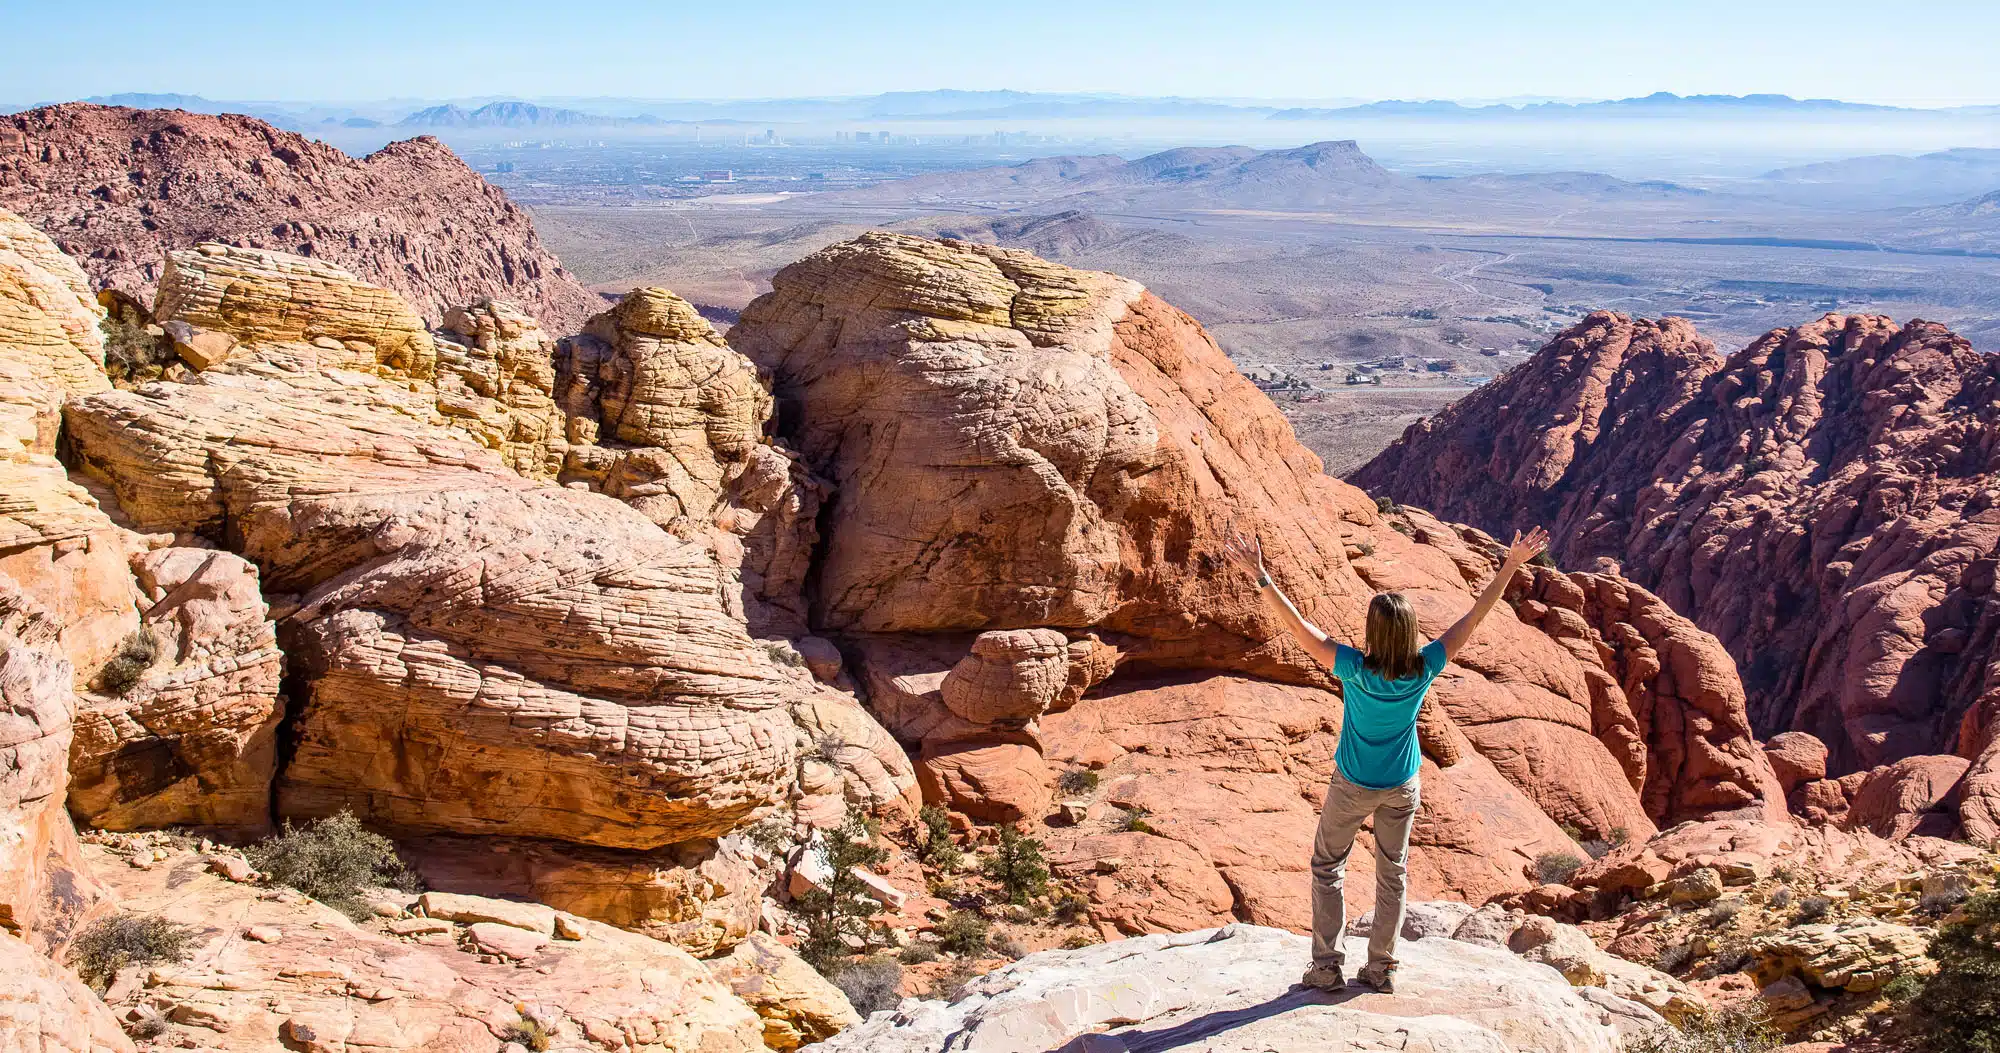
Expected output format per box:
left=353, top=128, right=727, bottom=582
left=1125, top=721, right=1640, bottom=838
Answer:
left=1355, top=961, right=1396, bottom=993
left=1300, top=963, right=1345, bottom=991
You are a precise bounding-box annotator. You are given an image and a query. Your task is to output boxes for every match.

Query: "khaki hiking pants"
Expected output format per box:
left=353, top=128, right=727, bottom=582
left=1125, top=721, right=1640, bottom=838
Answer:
left=1310, top=770, right=1420, bottom=971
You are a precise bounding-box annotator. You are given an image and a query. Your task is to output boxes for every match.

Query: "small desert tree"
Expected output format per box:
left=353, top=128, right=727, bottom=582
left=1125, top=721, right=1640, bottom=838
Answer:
left=1908, top=889, right=2000, bottom=1053
left=981, top=824, right=1049, bottom=906
left=916, top=804, right=962, bottom=871
left=796, top=811, right=888, bottom=973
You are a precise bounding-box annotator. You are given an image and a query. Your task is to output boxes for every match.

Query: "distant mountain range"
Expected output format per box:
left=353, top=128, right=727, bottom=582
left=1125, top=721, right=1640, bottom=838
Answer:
left=1270, top=92, right=1908, bottom=120
left=21, top=89, right=1992, bottom=131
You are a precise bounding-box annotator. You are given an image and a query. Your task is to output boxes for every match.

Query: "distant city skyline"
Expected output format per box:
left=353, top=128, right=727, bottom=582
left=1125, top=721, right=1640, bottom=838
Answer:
left=4, top=0, right=1998, bottom=109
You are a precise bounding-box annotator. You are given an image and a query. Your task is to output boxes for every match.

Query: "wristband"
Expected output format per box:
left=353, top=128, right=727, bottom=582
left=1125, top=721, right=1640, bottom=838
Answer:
left=1257, top=573, right=1272, bottom=588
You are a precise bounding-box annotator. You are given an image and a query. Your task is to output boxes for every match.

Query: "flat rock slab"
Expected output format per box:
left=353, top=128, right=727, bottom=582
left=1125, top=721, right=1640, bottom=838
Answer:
left=419, top=891, right=556, bottom=935
left=802, top=923, right=1658, bottom=1053
left=466, top=922, right=551, bottom=961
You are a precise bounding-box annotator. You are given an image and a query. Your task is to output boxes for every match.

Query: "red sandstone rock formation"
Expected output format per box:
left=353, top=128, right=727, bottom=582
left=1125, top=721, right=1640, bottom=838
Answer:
left=1355, top=311, right=2000, bottom=840
left=0, top=103, right=599, bottom=331
left=729, top=233, right=1787, bottom=922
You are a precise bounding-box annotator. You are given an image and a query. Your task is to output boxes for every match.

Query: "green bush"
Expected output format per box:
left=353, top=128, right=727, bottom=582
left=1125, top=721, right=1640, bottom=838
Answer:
left=832, top=957, right=904, bottom=1017
left=1051, top=888, right=1091, bottom=925
left=991, top=934, right=1027, bottom=960
left=1908, top=889, right=2000, bottom=1053
left=501, top=1012, right=551, bottom=1052
left=1791, top=895, right=1831, bottom=926
left=935, top=910, right=990, bottom=957
left=1767, top=886, right=1794, bottom=910
left=247, top=810, right=417, bottom=920
left=1535, top=851, right=1584, bottom=886
left=71, top=912, right=198, bottom=988
left=95, top=629, right=160, bottom=696
left=1374, top=495, right=1398, bottom=514
left=916, top=805, right=962, bottom=871
left=1622, top=1007, right=1780, bottom=1053
left=1116, top=805, right=1155, bottom=834
left=981, top=825, right=1049, bottom=906
left=796, top=812, right=889, bottom=973
left=1706, top=900, right=1743, bottom=928
left=1881, top=970, right=1924, bottom=1005
left=897, top=941, right=939, bottom=964
left=1056, top=769, right=1099, bottom=797
left=1657, top=941, right=1696, bottom=975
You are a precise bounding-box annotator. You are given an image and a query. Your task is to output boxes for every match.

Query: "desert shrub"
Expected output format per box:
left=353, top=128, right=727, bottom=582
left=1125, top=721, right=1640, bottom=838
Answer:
left=247, top=810, right=415, bottom=920
left=1706, top=900, right=1743, bottom=928
left=808, top=732, right=846, bottom=762
left=1116, top=805, right=1155, bottom=834
left=981, top=825, right=1049, bottom=906
left=1908, top=889, right=2000, bottom=1053
left=897, top=941, right=939, bottom=964
left=95, top=628, right=159, bottom=696
left=1390, top=520, right=1414, bottom=537
left=1535, top=851, right=1585, bottom=886
left=501, top=1012, right=551, bottom=1052
left=1560, top=823, right=1584, bottom=841
left=742, top=814, right=795, bottom=858
left=916, top=805, right=962, bottom=871
left=123, top=1004, right=168, bottom=1040
left=1657, top=941, right=1697, bottom=975
left=71, top=912, right=198, bottom=988
left=991, top=934, right=1028, bottom=960
left=1881, top=970, right=1924, bottom=1005
left=1707, top=945, right=1753, bottom=976
left=1921, top=884, right=1972, bottom=917
left=763, top=639, right=807, bottom=668
left=796, top=812, right=889, bottom=972
left=1530, top=551, right=1558, bottom=569
left=1374, top=495, right=1397, bottom=514
left=935, top=910, right=990, bottom=957
left=1061, top=933, right=1100, bottom=949
left=1609, top=826, right=1631, bottom=847
left=1580, top=839, right=1614, bottom=860
left=1791, top=895, right=1831, bottom=926
left=833, top=957, right=904, bottom=1017
left=1057, top=769, right=1099, bottom=797
left=97, top=296, right=177, bottom=383
left=1051, top=888, right=1091, bottom=924
left=1355, top=540, right=1377, bottom=557
left=924, top=959, right=980, bottom=1002
left=1621, top=1007, right=1780, bottom=1053
left=1767, top=886, right=1795, bottom=910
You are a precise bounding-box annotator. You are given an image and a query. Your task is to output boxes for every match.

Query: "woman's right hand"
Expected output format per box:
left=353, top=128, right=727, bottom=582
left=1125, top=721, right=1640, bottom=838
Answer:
left=1223, top=524, right=1267, bottom=582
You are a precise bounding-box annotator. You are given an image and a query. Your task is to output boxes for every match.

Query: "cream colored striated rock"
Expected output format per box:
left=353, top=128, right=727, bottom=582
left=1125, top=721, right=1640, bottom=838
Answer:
left=153, top=244, right=437, bottom=378
left=417, top=891, right=556, bottom=935
left=65, top=368, right=799, bottom=849
left=1509, top=915, right=1608, bottom=987
left=1596, top=955, right=1707, bottom=1027
left=67, top=547, right=282, bottom=830
left=0, top=579, right=110, bottom=953
left=802, top=924, right=1657, bottom=1053
left=558, top=287, right=823, bottom=636
left=81, top=840, right=766, bottom=1053
left=0, top=928, right=134, bottom=1053
left=435, top=298, right=569, bottom=477
left=1750, top=918, right=1930, bottom=993
left=403, top=835, right=767, bottom=957
left=704, top=932, right=860, bottom=1050
left=0, top=207, right=142, bottom=684
left=789, top=688, right=922, bottom=814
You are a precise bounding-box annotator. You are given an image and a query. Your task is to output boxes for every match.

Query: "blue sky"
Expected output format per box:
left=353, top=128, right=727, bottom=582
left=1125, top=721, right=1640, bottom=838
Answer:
left=4, top=0, right=1997, bottom=106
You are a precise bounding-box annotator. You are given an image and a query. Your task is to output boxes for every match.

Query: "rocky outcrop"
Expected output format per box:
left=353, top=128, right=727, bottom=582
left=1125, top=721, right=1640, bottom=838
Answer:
left=0, top=103, right=599, bottom=330
left=0, top=581, right=109, bottom=953
left=1355, top=311, right=2000, bottom=837
left=728, top=233, right=1785, bottom=927
left=78, top=838, right=769, bottom=1053
left=704, top=931, right=861, bottom=1049
left=802, top=923, right=1663, bottom=1052
left=65, top=364, right=801, bottom=848
left=67, top=546, right=283, bottom=830
left=0, top=929, right=133, bottom=1053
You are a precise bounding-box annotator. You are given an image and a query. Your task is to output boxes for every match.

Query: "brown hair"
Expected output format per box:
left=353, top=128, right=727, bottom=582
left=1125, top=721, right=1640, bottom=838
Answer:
left=1363, top=592, right=1425, bottom=680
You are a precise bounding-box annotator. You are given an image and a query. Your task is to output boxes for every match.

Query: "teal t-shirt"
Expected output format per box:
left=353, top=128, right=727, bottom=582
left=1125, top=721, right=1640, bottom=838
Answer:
left=1331, top=640, right=1447, bottom=790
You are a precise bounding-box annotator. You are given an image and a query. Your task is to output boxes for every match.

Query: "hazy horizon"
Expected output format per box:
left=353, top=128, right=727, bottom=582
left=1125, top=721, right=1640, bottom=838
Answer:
left=7, top=0, right=2000, bottom=108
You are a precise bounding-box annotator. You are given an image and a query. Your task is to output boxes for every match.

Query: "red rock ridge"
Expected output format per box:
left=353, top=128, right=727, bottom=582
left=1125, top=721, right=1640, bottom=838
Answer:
left=0, top=103, right=600, bottom=331
left=1354, top=311, right=2000, bottom=840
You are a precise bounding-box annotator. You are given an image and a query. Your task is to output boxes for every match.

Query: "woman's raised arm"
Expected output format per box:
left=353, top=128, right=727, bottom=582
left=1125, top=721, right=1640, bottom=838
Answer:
left=1436, top=526, right=1549, bottom=661
left=1223, top=525, right=1343, bottom=669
